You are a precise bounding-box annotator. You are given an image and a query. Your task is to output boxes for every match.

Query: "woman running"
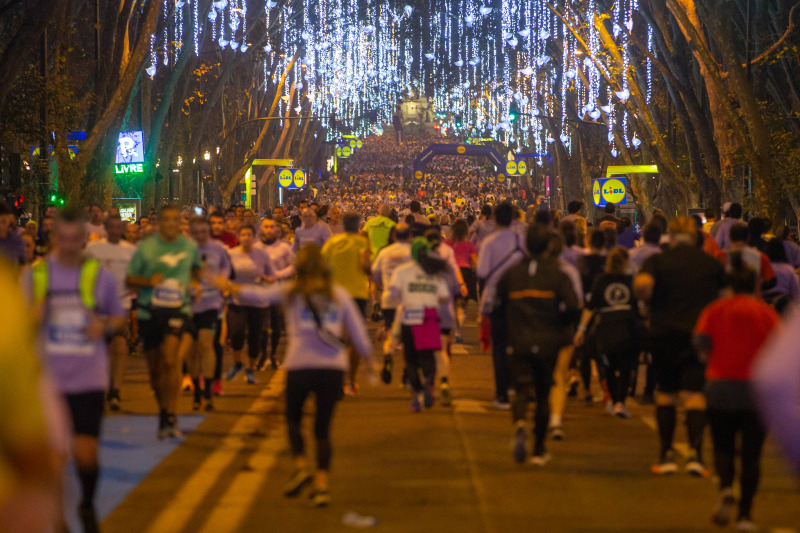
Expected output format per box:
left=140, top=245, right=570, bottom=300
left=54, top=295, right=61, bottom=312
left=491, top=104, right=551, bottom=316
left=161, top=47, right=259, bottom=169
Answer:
left=575, top=248, right=638, bottom=418
left=219, top=245, right=375, bottom=507
left=445, top=219, right=478, bottom=343
left=694, top=255, right=780, bottom=530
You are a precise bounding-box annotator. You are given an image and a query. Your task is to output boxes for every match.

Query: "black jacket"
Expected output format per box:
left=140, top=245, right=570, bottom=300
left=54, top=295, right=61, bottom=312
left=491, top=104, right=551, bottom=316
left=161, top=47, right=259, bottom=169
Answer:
left=495, top=258, right=580, bottom=358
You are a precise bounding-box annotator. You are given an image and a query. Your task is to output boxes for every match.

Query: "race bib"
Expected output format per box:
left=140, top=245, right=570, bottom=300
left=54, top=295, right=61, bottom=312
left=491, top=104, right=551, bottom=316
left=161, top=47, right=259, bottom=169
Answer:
left=46, top=297, right=93, bottom=357
left=152, top=278, right=185, bottom=308
left=402, top=307, right=424, bottom=325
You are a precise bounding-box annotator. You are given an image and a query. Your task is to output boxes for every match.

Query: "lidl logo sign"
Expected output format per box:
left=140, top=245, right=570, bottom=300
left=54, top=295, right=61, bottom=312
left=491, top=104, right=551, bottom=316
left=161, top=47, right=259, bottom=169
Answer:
left=505, top=159, right=527, bottom=176
left=336, top=146, right=352, bottom=158
left=414, top=170, right=423, bottom=180
left=278, top=168, right=307, bottom=190
left=457, top=146, right=466, bottom=154
left=592, top=177, right=628, bottom=206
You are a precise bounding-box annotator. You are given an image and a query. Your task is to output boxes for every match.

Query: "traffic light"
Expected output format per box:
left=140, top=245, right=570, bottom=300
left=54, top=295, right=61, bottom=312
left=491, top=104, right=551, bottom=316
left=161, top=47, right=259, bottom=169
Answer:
left=454, top=114, right=462, bottom=128
left=508, top=101, right=520, bottom=123
left=49, top=192, right=65, bottom=206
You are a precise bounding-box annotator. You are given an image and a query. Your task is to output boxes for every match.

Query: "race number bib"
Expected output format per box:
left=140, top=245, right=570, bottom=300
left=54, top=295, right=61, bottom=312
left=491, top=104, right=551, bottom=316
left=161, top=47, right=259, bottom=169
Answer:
left=152, top=278, right=185, bottom=308
left=46, top=296, right=93, bottom=357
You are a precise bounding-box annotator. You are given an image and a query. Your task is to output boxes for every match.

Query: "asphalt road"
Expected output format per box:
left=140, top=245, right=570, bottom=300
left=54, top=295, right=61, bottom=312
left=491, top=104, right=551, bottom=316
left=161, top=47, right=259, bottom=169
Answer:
left=98, top=311, right=800, bottom=533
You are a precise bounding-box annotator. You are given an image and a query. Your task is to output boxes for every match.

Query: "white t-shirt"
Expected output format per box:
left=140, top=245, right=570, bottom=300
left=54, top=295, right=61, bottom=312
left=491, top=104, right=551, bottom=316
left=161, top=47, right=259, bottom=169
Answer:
left=86, top=222, right=107, bottom=240
left=389, top=262, right=450, bottom=325
left=372, top=242, right=412, bottom=309
left=85, top=239, right=136, bottom=309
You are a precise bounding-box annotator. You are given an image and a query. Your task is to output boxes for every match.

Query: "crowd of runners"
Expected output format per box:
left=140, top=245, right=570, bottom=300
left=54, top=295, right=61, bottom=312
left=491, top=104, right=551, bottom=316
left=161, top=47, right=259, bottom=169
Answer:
left=1, top=136, right=800, bottom=532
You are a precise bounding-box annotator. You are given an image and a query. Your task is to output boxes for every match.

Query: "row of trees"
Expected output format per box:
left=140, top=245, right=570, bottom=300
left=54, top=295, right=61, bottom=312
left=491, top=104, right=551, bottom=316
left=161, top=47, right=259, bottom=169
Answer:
left=0, top=0, right=323, bottom=215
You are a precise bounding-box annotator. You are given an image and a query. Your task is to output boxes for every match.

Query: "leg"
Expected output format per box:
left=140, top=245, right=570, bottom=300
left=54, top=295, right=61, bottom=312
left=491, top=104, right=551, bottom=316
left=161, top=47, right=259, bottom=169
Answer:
left=489, top=312, right=510, bottom=403
left=708, top=409, right=739, bottom=526
left=198, top=329, right=217, bottom=404
left=245, top=307, right=265, bottom=371
left=738, top=410, right=767, bottom=521
left=270, top=307, right=283, bottom=361
left=311, top=370, right=345, bottom=488
left=226, top=305, right=247, bottom=377
left=548, top=345, right=573, bottom=428
left=213, top=318, right=224, bottom=380
left=401, top=326, right=423, bottom=393
left=532, top=355, right=557, bottom=458
left=283, top=370, right=314, bottom=498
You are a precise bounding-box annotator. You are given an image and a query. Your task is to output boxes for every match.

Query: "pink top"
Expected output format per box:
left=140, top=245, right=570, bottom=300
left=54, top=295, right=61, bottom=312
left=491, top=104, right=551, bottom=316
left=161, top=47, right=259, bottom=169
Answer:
left=445, top=240, right=478, bottom=269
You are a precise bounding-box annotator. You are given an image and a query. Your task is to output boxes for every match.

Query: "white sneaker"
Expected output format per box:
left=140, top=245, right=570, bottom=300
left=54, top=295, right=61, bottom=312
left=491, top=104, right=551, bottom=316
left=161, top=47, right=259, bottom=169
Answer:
left=491, top=398, right=511, bottom=411
left=529, top=453, right=552, bottom=466
left=735, top=518, right=758, bottom=531
left=614, top=402, right=631, bottom=418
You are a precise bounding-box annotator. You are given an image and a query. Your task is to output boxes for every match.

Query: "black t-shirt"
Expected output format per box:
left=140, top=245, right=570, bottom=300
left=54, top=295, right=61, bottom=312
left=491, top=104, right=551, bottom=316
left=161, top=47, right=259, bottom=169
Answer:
left=641, top=244, right=724, bottom=334
left=587, top=273, right=634, bottom=323
left=579, top=253, right=606, bottom=300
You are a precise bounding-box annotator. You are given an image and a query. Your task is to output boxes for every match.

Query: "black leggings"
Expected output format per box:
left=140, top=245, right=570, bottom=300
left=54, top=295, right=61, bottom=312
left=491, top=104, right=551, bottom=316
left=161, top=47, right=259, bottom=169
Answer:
left=227, top=305, right=265, bottom=360
left=510, top=353, right=557, bottom=455
left=286, top=369, right=344, bottom=470
left=401, top=325, right=436, bottom=393
left=214, top=319, right=223, bottom=380
left=599, top=338, right=636, bottom=404
left=260, top=306, right=283, bottom=358
left=707, top=409, right=767, bottom=519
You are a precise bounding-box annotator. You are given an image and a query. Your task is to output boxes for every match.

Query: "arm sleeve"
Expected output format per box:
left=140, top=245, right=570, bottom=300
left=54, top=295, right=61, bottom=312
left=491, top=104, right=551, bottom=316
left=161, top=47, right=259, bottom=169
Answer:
left=127, top=247, right=145, bottom=277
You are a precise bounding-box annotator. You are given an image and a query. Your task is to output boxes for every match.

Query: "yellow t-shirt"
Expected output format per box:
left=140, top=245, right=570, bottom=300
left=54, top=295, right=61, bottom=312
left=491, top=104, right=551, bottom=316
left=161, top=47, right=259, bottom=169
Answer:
left=321, top=233, right=370, bottom=300
left=0, top=261, right=49, bottom=510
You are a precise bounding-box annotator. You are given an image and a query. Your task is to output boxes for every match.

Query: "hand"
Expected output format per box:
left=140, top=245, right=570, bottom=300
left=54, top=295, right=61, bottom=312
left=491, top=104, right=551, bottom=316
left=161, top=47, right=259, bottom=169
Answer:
left=189, top=280, right=204, bottom=301
left=263, top=275, right=276, bottom=284
left=573, top=330, right=585, bottom=348
left=149, top=272, right=164, bottom=287
left=460, top=283, right=468, bottom=298
left=85, top=314, right=106, bottom=341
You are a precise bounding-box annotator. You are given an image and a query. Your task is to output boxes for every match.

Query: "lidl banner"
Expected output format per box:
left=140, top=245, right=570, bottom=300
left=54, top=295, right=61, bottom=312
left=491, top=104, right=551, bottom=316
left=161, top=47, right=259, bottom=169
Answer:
left=592, top=177, right=628, bottom=207
left=277, top=168, right=306, bottom=190
left=505, top=159, right=527, bottom=176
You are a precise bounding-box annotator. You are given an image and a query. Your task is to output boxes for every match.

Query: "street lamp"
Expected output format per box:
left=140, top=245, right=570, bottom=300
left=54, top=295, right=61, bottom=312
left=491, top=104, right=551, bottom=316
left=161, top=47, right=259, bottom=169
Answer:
left=203, top=151, right=211, bottom=161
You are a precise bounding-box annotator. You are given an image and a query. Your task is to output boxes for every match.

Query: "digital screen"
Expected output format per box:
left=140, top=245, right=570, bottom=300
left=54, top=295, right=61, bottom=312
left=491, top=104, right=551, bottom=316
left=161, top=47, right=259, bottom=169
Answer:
left=115, top=131, right=144, bottom=164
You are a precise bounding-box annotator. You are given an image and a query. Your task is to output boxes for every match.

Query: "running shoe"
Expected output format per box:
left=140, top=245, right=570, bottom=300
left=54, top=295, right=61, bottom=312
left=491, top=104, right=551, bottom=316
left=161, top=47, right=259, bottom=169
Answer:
left=270, top=357, right=280, bottom=370
left=440, top=382, right=452, bottom=407
left=308, top=488, right=331, bottom=508
left=283, top=469, right=313, bottom=497
left=192, top=398, right=202, bottom=411
left=711, top=488, right=736, bottom=527
left=204, top=401, right=215, bottom=412
left=512, top=426, right=527, bottom=464
left=567, top=379, right=580, bottom=398
left=584, top=393, right=594, bottom=406
left=157, top=412, right=170, bottom=440
left=423, top=382, right=435, bottom=408
left=211, top=379, right=224, bottom=396
left=651, top=449, right=679, bottom=474
left=256, top=354, right=269, bottom=371
left=381, top=354, right=393, bottom=384
left=167, top=414, right=183, bottom=438
left=604, top=400, right=615, bottom=415
left=491, top=398, right=511, bottom=411
left=454, top=335, right=463, bottom=344
left=735, top=518, right=758, bottom=531
left=549, top=426, right=565, bottom=441
left=614, top=402, right=631, bottom=419
left=344, top=383, right=359, bottom=397
left=78, top=504, right=100, bottom=533
left=181, top=374, right=194, bottom=392
left=245, top=369, right=256, bottom=384
left=225, top=362, right=243, bottom=381
left=685, top=450, right=710, bottom=478
left=409, top=396, right=421, bottom=413
left=107, top=389, right=121, bottom=412
left=529, top=453, right=552, bottom=467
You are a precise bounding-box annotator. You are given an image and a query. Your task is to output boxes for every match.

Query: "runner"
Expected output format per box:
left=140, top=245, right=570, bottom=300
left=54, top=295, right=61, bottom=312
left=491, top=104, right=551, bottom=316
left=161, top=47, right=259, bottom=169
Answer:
left=293, top=208, right=331, bottom=252
left=126, top=203, right=203, bottom=439
left=390, top=237, right=452, bottom=412
left=371, top=223, right=413, bottom=384
left=495, top=224, right=579, bottom=465
left=321, top=212, right=371, bottom=396
left=216, top=245, right=375, bottom=507
left=224, top=225, right=275, bottom=384
left=85, top=215, right=136, bottom=411
left=694, top=256, right=779, bottom=529
left=26, top=206, right=124, bottom=531
left=256, top=217, right=296, bottom=370
left=188, top=216, right=231, bottom=411
left=634, top=216, right=725, bottom=475
left=476, top=202, right=526, bottom=409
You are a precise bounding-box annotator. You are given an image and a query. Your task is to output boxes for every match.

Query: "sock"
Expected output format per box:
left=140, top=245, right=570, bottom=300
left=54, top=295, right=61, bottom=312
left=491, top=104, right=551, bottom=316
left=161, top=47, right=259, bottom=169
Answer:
left=77, top=464, right=99, bottom=508
left=656, top=405, right=677, bottom=457
left=549, top=414, right=562, bottom=428
left=686, top=409, right=706, bottom=461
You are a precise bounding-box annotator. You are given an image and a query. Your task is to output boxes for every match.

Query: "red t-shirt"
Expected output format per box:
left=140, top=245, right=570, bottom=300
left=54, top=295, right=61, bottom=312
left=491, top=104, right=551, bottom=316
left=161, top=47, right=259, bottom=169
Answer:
left=445, top=239, right=478, bottom=269
left=694, top=295, right=779, bottom=380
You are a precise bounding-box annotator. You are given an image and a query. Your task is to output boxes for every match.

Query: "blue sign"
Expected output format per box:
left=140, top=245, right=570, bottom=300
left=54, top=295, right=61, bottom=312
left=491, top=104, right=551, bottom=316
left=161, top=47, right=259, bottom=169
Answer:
left=592, top=177, right=628, bottom=207
left=277, top=168, right=307, bottom=190
left=633, top=222, right=641, bottom=234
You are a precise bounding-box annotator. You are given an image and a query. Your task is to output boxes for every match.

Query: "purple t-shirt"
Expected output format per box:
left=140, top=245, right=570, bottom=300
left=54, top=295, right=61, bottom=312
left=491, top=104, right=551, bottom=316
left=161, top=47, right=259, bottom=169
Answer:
left=292, top=223, right=331, bottom=252
left=193, top=240, right=232, bottom=314
left=28, top=258, right=123, bottom=394
left=229, top=246, right=275, bottom=307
